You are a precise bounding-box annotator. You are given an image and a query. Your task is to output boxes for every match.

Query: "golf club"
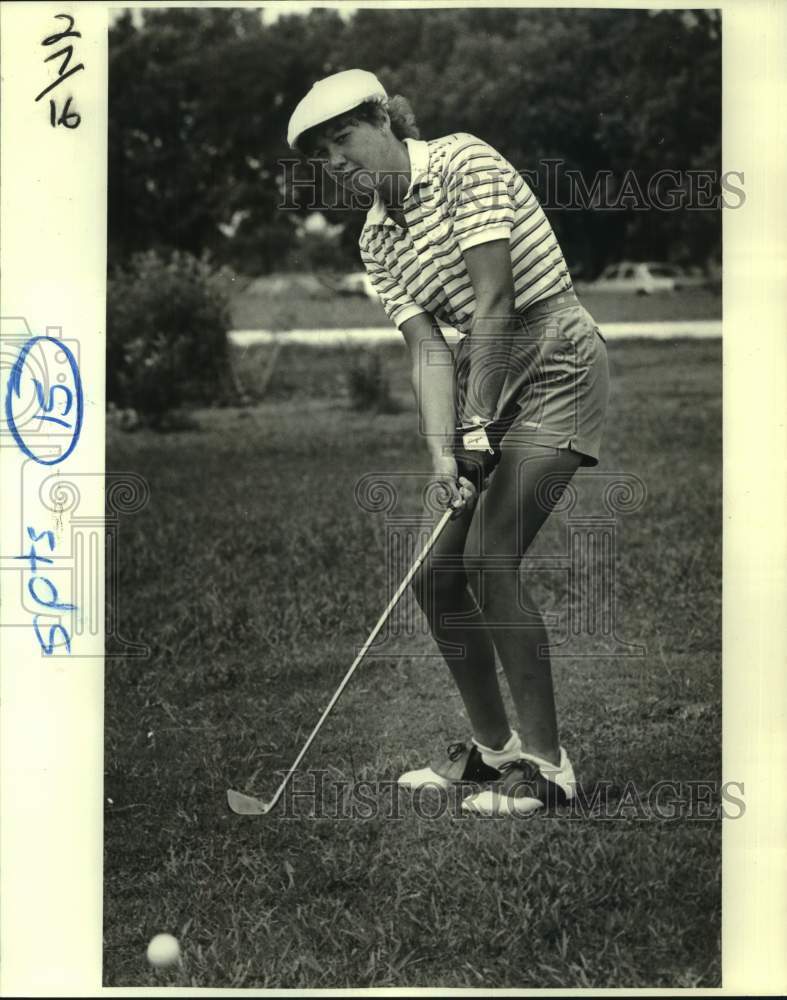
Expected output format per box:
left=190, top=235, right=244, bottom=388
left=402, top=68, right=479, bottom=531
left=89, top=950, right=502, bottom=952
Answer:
left=227, top=506, right=454, bottom=816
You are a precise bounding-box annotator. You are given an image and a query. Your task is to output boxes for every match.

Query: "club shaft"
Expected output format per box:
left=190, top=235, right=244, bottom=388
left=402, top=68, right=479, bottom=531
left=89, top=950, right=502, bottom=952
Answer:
left=265, top=508, right=453, bottom=811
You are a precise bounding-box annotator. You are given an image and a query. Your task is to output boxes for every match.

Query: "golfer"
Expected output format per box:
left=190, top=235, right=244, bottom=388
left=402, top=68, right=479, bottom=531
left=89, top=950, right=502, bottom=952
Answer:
left=287, top=70, right=610, bottom=816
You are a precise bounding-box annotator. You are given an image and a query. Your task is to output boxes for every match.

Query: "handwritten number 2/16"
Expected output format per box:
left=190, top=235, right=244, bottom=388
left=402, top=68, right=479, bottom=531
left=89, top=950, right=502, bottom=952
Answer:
left=36, top=13, right=83, bottom=129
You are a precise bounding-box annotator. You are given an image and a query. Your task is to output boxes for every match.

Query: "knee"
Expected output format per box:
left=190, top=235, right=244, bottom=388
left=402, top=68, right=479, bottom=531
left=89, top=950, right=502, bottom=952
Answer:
left=467, top=565, right=521, bottom=614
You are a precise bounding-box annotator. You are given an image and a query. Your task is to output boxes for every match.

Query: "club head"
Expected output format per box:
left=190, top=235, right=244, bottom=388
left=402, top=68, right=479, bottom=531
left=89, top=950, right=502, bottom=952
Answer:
left=227, top=789, right=273, bottom=816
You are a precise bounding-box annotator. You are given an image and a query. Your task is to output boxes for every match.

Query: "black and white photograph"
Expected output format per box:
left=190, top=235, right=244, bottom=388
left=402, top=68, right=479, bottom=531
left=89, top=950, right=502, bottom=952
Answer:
left=1, top=0, right=785, bottom=995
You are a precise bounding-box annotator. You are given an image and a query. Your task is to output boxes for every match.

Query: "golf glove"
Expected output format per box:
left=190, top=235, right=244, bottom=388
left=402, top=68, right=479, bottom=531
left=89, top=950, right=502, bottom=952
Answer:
left=453, top=416, right=504, bottom=492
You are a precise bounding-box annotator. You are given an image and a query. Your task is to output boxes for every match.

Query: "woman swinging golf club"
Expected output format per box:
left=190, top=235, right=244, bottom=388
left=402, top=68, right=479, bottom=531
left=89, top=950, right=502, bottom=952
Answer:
left=287, top=70, right=610, bottom=816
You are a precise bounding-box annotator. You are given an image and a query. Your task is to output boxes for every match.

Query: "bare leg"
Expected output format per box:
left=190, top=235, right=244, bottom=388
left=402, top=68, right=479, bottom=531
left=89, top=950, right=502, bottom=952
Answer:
left=411, top=511, right=511, bottom=749
left=465, top=445, right=582, bottom=766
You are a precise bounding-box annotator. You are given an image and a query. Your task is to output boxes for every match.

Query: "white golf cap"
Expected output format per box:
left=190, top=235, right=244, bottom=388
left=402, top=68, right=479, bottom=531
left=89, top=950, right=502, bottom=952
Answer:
left=287, top=69, right=387, bottom=149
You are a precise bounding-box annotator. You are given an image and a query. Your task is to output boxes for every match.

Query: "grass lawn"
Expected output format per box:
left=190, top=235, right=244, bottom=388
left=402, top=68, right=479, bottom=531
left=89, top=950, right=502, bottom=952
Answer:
left=104, top=337, right=722, bottom=988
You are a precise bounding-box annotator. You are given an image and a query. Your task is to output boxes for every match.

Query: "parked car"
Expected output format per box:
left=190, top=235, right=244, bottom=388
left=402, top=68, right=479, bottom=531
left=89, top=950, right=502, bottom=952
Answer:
left=589, top=261, right=707, bottom=294
left=333, top=271, right=378, bottom=299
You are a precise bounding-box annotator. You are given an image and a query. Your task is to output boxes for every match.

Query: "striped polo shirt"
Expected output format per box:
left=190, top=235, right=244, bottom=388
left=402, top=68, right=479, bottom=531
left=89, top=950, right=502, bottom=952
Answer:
left=359, top=133, right=572, bottom=334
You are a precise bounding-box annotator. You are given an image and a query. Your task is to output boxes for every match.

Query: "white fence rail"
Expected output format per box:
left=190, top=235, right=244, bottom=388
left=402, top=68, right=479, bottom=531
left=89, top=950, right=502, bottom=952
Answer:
left=230, top=320, right=721, bottom=348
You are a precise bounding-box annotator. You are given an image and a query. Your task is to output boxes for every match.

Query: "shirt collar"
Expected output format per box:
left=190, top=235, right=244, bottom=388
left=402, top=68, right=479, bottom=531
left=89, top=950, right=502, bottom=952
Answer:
left=365, top=137, right=431, bottom=227
left=404, top=137, right=430, bottom=196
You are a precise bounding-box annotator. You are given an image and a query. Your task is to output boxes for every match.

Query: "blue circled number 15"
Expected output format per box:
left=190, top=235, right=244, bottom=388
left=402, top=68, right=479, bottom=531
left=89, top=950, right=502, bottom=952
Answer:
left=34, top=378, right=74, bottom=428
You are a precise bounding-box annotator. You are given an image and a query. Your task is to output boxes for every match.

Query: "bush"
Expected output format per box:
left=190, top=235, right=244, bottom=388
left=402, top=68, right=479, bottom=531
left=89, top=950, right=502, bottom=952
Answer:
left=107, top=250, right=234, bottom=427
left=346, top=349, right=401, bottom=413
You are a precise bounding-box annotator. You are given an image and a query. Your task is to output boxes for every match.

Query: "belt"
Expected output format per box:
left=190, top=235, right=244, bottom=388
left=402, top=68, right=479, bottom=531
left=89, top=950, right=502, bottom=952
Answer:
left=517, top=288, right=580, bottom=323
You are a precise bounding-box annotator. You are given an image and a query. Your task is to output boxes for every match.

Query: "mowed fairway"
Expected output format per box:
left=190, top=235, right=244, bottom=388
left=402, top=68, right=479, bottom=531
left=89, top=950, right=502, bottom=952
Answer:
left=104, top=337, right=722, bottom=988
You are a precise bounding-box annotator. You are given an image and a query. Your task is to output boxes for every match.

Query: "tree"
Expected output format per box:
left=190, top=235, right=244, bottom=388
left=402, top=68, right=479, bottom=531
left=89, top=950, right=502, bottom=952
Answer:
left=108, top=7, right=721, bottom=277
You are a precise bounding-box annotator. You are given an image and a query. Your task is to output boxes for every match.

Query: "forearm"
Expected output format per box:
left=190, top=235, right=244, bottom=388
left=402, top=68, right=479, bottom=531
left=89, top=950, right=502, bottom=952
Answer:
left=460, top=292, right=519, bottom=424
left=409, top=339, right=457, bottom=466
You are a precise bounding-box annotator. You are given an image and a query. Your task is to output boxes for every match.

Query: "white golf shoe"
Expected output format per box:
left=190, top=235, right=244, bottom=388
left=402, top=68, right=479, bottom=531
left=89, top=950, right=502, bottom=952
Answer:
left=461, top=747, right=576, bottom=817
left=398, top=740, right=502, bottom=790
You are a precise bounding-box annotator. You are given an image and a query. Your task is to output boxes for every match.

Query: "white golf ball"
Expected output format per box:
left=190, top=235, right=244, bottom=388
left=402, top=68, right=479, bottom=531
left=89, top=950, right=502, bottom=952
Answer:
left=146, top=932, right=181, bottom=969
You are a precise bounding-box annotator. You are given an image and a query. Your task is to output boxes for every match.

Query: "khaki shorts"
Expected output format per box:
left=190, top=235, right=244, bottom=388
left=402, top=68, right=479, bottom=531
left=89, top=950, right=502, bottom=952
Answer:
left=453, top=290, right=610, bottom=467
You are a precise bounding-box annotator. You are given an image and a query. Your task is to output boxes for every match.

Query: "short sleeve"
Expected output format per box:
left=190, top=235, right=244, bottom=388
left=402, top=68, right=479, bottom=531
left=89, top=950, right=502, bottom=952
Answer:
left=360, top=250, right=427, bottom=329
left=442, top=136, right=517, bottom=252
